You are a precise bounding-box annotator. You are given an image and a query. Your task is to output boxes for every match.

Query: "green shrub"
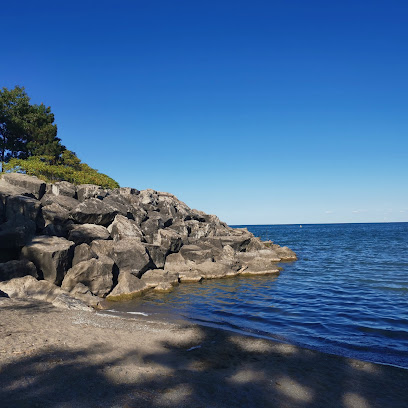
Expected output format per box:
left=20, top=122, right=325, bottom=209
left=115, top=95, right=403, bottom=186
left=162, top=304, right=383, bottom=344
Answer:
left=4, top=153, right=119, bottom=189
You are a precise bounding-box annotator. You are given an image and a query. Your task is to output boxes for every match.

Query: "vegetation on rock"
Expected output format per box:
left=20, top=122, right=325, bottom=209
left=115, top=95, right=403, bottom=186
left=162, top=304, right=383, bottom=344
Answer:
left=0, top=86, right=119, bottom=188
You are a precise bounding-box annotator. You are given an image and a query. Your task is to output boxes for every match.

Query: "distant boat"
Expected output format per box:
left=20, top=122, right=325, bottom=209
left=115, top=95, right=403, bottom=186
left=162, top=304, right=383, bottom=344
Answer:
left=300, top=225, right=302, bottom=228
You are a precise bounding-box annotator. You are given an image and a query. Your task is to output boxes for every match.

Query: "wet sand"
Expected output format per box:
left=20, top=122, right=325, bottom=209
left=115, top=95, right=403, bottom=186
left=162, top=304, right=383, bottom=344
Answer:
left=1, top=297, right=407, bottom=408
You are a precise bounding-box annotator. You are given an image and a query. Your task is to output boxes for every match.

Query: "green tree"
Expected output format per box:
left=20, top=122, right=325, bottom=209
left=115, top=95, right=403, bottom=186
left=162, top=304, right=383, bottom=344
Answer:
left=1, top=86, right=119, bottom=188
left=0, top=86, right=65, bottom=170
left=0, top=86, right=31, bottom=168
left=25, top=103, right=65, bottom=161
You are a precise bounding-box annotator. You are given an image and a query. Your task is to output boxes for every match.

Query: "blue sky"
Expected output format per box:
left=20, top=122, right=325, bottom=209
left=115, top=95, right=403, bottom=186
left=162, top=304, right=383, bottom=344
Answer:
left=2, top=0, right=407, bottom=224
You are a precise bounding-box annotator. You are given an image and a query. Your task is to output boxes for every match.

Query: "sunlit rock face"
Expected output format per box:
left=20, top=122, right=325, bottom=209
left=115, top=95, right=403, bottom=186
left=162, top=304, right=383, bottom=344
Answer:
left=0, top=173, right=296, bottom=307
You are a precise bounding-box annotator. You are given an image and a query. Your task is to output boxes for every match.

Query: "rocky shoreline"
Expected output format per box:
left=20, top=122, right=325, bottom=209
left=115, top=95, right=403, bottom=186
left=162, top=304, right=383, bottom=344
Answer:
left=0, top=173, right=296, bottom=309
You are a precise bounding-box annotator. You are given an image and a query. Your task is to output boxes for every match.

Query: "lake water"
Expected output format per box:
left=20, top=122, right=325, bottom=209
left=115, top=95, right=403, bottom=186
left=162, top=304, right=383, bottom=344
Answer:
left=105, top=223, right=408, bottom=369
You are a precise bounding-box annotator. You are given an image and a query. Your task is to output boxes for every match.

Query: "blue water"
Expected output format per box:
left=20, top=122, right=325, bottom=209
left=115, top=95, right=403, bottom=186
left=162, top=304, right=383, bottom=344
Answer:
left=107, top=223, right=408, bottom=369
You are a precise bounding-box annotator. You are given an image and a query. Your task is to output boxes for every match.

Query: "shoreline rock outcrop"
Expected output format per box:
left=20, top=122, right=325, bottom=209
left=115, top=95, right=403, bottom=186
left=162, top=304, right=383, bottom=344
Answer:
left=0, top=173, right=297, bottom=309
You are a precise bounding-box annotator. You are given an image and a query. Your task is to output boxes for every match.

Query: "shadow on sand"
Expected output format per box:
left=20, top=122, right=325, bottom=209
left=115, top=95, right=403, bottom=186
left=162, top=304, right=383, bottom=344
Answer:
left=1, top=313, right=408, bottom=408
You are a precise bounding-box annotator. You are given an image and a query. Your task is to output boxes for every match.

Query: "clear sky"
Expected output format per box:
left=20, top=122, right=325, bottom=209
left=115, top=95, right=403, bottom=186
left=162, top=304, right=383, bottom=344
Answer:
left=2, top=0, right=407, bottom=225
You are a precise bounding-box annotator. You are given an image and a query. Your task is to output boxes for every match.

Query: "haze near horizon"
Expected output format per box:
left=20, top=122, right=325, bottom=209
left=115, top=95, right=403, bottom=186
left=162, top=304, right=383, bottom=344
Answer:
left=1, top=0, right=407, bottom=225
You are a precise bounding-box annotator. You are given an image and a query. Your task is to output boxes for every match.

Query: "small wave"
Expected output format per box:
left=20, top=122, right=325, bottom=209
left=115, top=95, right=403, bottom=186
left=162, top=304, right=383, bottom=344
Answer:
left=126, top=311, right=149, bottom=316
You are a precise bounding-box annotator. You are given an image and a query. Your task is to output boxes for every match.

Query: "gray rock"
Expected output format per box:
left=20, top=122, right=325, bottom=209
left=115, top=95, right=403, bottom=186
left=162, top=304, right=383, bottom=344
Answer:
left=72, top=243, right=97, bottom=266
left=90, top=239, right=115, bottom=259
left=239, top=267, right=280, bottom=276
left=111, top=187, right=139, bottom=196
left=202, top=235, right=252, bottom=252
left=0, top=179, right=30, bottom=205
left=168, top=220, right=190, bottom=237
left=51, top=293, right=93, bottom=311
left=153, top=228, right=183, bottom=254
left=68, top=223, right=110, bottom=244
left=5, top=194, right=42, bottom=225
left=143, top=244, right=167, bottom=269
left=245, top=237, right=266, bottom=252
left=42, top=223, right=71, bottom=238
left=70, top=198, right=118, bottom=226
left=102, top=195, right=130, bottom=217
left=68, top=283, right=103, bottom=308
left=177, top=270, right=203, bottom=283
left=2, top=173, right=46, bottom=199
left=194, top=261, right=239, bottom=279
left=61, top=256, right=114, bottom=297
left=77, top=184, right=108, bottom=202
left=106, top=271, right=147, bottom=301
left=51, top=181, right=76, bottom=198
left=41, top=194, right=79, bottom=210
left=41, top=203, right=71, bottom=226
left=164, top=252, right=196, bottom=274
left=140, top=269, right=179, bottom=289
left=138, top=189, right=158, bottom=206
left=20, top=236, right=75, bottom=285
left=271, top=244, right=297, bottom=261
left=0, top=275, right=92, bottom=310
left=179, top=244, right=214, bottom=263
left=0, top=215, right=36, bottom=250
left=140, top=212, right=164, bottom=242
left=113, top=238, right=152, bottom=277
left=0, top=275, right=63, bottom=301
left=107, top=214, right=143, bottom=241
left=0, top=260, right=38, bottom=281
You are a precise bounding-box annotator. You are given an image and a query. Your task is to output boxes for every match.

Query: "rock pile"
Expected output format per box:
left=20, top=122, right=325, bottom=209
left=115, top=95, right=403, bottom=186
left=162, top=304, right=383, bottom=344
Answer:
left=0, top=173, right=296, bottom=308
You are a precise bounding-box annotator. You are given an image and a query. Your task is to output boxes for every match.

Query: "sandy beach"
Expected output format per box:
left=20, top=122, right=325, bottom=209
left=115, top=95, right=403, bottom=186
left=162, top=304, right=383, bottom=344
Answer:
left=1, top=297, right=407, bottom=408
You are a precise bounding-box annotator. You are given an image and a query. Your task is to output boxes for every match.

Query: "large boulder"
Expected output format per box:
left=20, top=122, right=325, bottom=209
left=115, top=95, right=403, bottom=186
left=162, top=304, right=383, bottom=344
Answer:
left=179, top=244, right=214, bottom=263
left=140, top=212, right=165, bottom=242
left=68, top=223, right=110, bottom=244
left=107, top=214, right=143, bottom=241
left=168, top=220, right=190, bottom=237
left=0, top=179, right=29, bottom=205
left=72, top=243, right=97, bottom=266
left=0, top=275, right=91, bottom=310
left=76, top=184, right=108, bottom=202
left=106, top=271, right=147, bottom=301
left=2, top=173, right=46, bottom=199
left=61, top=256, right=114, bottom=297
left=5, top=195, right=42, bottom=225
left=112, top=238, right=152, bottom=277
left=102, top=195, right=133, bottom=218
left=164, top=252, right=203, bottom=282
left=20, top=236, right=75, bottom=285
left=143, top=244, right=167, bottom=269
left=236, top=249, right=281, bottom=275
left=194, top=260, right=240, bottom=279
left=68, top=283, right=103, bottom=308
left=153, top=229, right=183, bottom=254
left=90, top=239, right=115, bottom=258
left=70, top=198, right=118, bottom=226
left=0, top=260, right=38, bottom=281
left=0, top=216, right=36, bottom=252
left=50, top=181, right=76, bottom=198
left=111, top=187, right=139, bottom=196
left=41, top=194, right=79, bottom=210
left=140, top=269, right=179, bottom=290
left=200, top=235, right=252, bottom=252
left=270, top=244, right=297, bottom=261
left=40, top=196, right=77, bottom=235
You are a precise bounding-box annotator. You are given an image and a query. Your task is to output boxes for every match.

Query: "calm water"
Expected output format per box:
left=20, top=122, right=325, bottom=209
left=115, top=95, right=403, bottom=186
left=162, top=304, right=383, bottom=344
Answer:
left=106, top=223, right=408, bottom=369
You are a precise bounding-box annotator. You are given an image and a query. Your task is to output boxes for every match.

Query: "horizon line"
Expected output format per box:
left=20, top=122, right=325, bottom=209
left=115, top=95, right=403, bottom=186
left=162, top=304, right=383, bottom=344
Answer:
left=229, top=221, right=408, bottom=227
